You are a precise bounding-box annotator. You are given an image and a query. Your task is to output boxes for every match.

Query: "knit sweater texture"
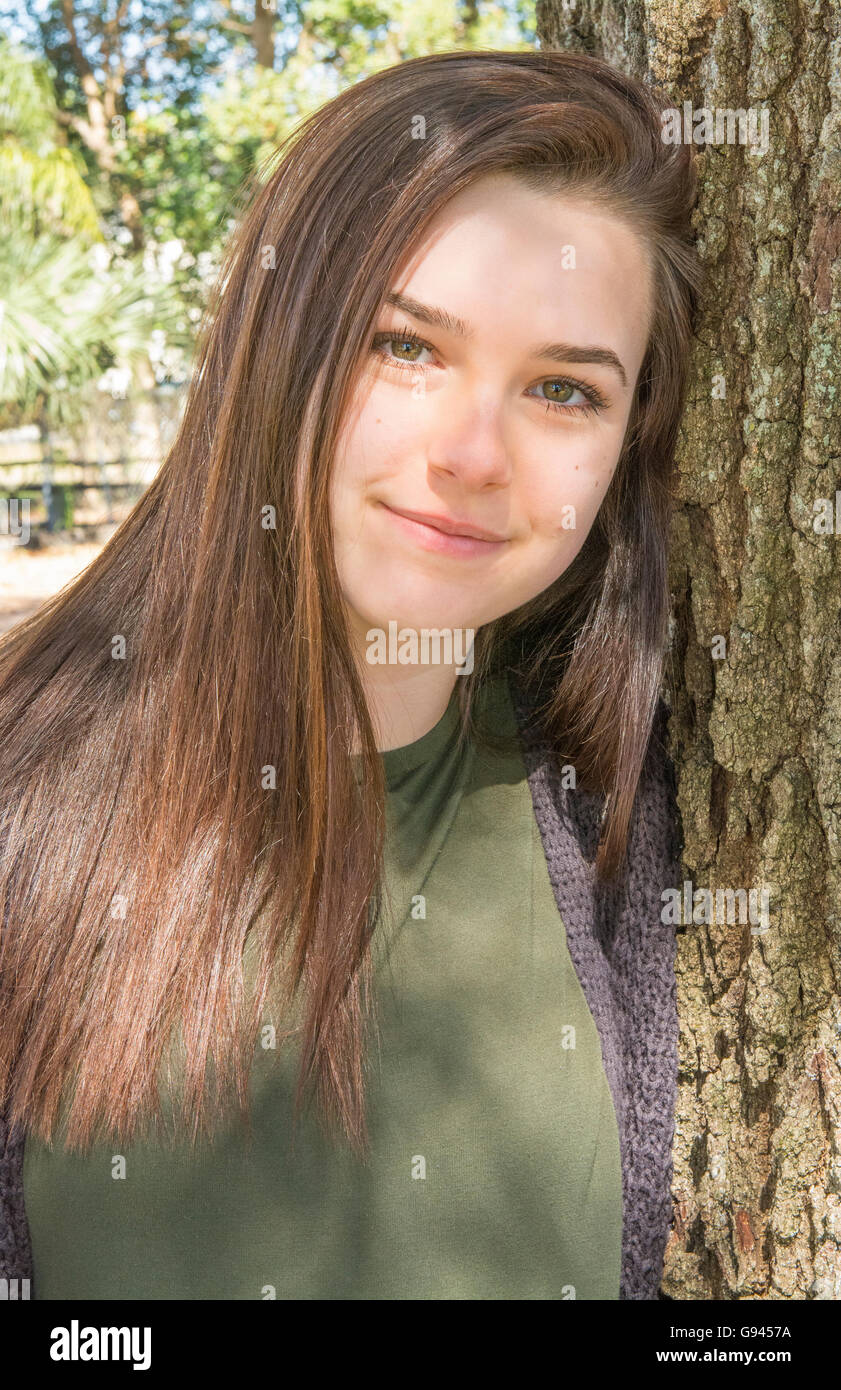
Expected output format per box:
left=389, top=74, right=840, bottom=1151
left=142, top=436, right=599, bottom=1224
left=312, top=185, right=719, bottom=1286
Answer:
left=0, top=677, right=680, bottom=1300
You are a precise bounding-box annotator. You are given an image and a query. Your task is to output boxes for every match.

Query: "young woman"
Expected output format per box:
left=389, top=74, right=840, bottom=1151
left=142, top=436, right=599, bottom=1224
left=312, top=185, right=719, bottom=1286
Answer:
left=0, top=48, right=701, bottom=1301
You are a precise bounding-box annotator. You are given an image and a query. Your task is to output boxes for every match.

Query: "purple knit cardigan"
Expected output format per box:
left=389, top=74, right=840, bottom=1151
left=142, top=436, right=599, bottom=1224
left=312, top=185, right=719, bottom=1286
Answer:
left=0, top=681, right=680, bottom=1300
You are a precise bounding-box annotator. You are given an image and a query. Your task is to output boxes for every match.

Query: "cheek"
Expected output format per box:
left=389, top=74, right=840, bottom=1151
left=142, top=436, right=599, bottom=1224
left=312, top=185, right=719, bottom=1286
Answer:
left=331, top=393, right=409, bottom=505
left=331, top=417, right=367, bottom=497
left=528, top=442, right=620, bottom=541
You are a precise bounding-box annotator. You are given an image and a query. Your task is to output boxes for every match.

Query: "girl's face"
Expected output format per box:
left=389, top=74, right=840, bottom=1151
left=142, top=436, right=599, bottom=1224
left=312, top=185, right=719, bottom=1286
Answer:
left=329, top=173, right=654, bottom=647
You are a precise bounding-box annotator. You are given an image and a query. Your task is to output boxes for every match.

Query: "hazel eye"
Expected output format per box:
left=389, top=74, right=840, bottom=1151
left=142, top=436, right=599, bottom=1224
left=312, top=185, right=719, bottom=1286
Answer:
left=542, top=382, right=578, bottom=405
left=528, top=376, right=608, bottom=416
left=371, top=330, right=434, bottom=367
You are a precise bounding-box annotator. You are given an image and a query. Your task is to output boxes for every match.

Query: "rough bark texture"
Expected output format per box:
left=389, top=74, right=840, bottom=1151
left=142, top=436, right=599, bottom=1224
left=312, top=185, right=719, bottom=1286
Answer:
left=537, top=0, right=841, bottom=1298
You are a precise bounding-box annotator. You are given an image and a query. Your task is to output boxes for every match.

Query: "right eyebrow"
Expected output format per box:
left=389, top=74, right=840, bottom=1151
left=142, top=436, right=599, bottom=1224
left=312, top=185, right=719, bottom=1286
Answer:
left=385, top=291, right=471, bottom=340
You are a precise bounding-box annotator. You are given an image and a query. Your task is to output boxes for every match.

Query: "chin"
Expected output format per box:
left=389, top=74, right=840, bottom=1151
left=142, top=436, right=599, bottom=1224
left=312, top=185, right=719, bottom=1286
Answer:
left=360, top=597, right=478, bottom=636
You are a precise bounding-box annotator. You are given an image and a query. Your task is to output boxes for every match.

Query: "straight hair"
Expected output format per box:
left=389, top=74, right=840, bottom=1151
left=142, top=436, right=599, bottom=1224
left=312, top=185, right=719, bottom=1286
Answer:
left=0, top=49, right=702, bottom=1158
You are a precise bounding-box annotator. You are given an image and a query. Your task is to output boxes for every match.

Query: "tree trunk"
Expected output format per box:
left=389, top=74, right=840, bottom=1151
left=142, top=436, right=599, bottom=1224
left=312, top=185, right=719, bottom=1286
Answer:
left=252, top=0, right=276, bottom=69
left=58, top=0, right=145, bottom=250
left=536, top=0, right=841, bottom=1298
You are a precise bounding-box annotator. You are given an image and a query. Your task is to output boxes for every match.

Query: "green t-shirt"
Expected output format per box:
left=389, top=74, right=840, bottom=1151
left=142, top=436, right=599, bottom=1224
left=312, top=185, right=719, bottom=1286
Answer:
left=23, top=673, right=622, bottom=1299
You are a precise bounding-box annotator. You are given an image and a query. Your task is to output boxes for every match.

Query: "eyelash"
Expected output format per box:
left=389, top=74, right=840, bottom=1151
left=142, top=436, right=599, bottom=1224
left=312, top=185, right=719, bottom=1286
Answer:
left=370, top=325, right=609, bottom=416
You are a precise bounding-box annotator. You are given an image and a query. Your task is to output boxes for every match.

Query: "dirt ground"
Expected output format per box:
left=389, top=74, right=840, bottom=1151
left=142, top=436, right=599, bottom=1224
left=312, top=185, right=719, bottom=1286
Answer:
left=0, top=537, right=108, bottom=636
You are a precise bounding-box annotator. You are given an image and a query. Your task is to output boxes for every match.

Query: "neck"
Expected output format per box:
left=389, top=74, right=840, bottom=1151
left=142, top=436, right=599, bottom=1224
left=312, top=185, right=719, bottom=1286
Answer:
left=346, top=610, right=468, bottom=752
left=358, top=660, right=461, bottom=753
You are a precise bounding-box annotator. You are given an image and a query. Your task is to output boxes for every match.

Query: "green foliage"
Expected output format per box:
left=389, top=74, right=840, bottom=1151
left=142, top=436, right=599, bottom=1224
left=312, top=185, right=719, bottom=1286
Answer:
left=0, top=34, right=100, bottom=241
left=0, top=1, right=535, bottom=411
left=0, top=34, right=184, bottom=424
left=0, top=232, right=182, bottom=423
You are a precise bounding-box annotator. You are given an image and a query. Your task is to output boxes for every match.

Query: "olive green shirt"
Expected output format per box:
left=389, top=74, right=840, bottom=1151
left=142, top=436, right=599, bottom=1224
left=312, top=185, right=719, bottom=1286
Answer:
left=23, top=673, right=622, bottom=1299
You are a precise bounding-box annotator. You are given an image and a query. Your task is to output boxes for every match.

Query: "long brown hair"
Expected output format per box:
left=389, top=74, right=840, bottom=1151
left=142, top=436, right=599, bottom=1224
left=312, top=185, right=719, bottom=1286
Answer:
left=0, top=49, right=702, bottom=1159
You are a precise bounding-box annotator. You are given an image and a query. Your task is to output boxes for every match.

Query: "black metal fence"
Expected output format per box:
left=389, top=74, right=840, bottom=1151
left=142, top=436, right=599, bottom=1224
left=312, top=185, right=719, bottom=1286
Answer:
left=0, top=459, right=154, bottom=533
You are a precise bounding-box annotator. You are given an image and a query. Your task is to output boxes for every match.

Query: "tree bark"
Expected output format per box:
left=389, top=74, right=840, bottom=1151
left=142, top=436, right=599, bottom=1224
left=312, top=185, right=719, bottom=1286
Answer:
left=537, top=0, right=841, bottom=1298
left=58, top=0, right=145, bottom=250
left=252, top=0, right=276, bottom=69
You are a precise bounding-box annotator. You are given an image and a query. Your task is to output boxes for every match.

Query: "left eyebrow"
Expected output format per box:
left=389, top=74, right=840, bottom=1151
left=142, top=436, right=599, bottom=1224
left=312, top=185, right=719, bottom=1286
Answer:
left=384, top=290, right=628, bottom=389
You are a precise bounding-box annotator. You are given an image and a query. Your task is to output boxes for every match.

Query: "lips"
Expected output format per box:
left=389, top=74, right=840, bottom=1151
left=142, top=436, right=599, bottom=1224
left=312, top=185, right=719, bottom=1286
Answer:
left=383, top=506, right=507, bottom=543
left=376, top=501, right=509, bottom=560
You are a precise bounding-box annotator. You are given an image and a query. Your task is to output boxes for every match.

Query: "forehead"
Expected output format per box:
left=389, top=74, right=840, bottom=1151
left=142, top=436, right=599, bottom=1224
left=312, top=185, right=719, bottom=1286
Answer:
left=391, top=174, right=654, bottom=382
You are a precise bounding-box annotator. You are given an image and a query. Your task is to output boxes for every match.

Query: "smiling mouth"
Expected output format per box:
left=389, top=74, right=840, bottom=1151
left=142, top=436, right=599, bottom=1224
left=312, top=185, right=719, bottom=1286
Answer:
left=376, top=502, right=510, bottom=558
left=387, top=506, right=507, bottom=542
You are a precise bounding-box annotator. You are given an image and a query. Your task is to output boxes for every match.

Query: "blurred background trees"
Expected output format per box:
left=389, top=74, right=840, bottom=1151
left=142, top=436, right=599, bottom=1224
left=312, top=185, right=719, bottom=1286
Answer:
left=0, top=0, right=533, bottom=581
left=1, top=1, right=533, bottom=410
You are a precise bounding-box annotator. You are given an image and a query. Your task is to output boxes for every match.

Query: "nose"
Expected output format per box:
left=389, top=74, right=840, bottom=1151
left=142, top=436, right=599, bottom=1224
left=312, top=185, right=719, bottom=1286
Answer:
left=425, top=385, right=513, bottom=491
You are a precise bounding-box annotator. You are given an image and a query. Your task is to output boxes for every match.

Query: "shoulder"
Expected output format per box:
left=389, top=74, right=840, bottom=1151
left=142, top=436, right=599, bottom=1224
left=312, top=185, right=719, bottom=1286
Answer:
left=508, top=676, right=681, bottom=877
